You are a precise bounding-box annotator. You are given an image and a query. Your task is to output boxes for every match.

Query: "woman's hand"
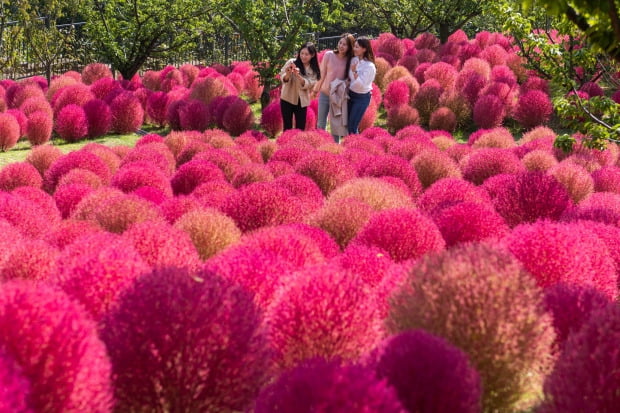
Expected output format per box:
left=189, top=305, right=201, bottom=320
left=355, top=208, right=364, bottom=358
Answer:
left=350, top=62, right=358, bottom=73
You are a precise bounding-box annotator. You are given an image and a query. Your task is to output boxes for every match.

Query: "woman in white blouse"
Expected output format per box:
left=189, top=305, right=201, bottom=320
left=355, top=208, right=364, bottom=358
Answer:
left=347, top=37, right=376, bottom=135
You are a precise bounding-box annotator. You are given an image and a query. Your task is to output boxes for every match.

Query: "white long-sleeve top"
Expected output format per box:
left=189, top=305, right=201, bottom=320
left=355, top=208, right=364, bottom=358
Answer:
left=348, top=57, right=376, bottom=94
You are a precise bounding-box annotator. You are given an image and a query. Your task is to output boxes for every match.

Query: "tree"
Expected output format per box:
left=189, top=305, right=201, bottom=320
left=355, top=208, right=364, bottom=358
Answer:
left=82, top=0, right=220, bottom=80
left=218, top=0, right=344, bottom=108
left=0, top=1, right=23, bottom=78
left=525, top=0, right=620, bottom=62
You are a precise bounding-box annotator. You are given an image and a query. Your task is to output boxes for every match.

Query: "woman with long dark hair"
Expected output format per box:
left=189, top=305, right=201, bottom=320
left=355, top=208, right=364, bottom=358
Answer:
left=279, top=42, right=320, bottom=131
left=347, top=37, right=376, bottom=135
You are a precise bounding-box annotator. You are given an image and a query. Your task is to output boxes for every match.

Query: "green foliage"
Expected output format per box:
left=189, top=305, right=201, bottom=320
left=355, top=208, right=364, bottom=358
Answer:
left=0, top=1, right=24, bottom=78
left=218, top=0, right=344, bottom=107
left=83, top=0, right=220, bottom=79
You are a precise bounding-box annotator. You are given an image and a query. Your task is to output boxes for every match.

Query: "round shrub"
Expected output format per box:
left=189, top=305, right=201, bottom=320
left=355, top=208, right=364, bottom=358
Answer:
left=349, top=207, right=445, bottom=262
left=473, top=94, right=505, bottom=129
left=414, top=79, right=443, bottom=123
left=42, top=219, right=103, bottom=250
left=592, top=166, right=620, bottom=194
left=490, top=171, right=572, bottom=227
left=20, top=96, right=53, bottom=119
left=174, top=208, right=242, bottom=260
left=190, top=76, right=228, bottom=105
left=272, top=172, right=324, bottom=214
left=231, top=163, right=274, bottom=188
left=522, top=149, right=558, bottom=171
left=110, top=92, right=144, bottom=133
left=0, top=238, right=58, bottom=283
left=179, top=98, right=211, bottom=132
left=548, top=161, right=594, bottom=203
left=371, top=330, right=482, bottom=413
left=57, top=167, right=103, bottom=189
left=358, top=154, right=422, bottom=198
left=55, top=104, right=89, bottom=142
left=461, top=147, right=525, bottom=185
left=469, top=127, right=515, bottom=149
left=0, top=162, right=42, bottom=191
left=267, top=263, right=383, bottom=370
left=111, top=163, right=173, bottom=197
left=387, top=242, right=556, bottom=412
left=25, top=110, right=52, bottom=145
left=120, top=142, right=175, bottom=176
left=428, top=106, right=457, bottom=132
left=309, top=197, right=374, bottom=249
left=0, top=280, right=113, bottom=411
left=43, top=149, right=111, bottom=193
left=513, top=90, right=553, bottom=129
left=432, top=201, right=510, bottom=246
left=412, top=148, right=462, bottom=189
left=503, top=221, right=618, bottom=299
left=424, top=61, right=458, bottom=90
left=383, top=80, right=411, bottom=111
left=386, top=104, right=420, bottom=134
left=0, top=192, right=51, bottom=238
left=0, top=348, right=32, bottom=412
left=327, top=177, right=413, bottom=211
left=254, top=358, right=404, bottom=413
left=83, top=99, right=112, bottom=138
left=102, top=266, right=272, bottom=412
left=171, top=158, right=227, bottom=195
left=294, top=151, right=356, bottom=196
left=145, top=91, right=169, bottom=126
left=260, top=100, right=283, bottom=137
left=0, top=112, right=20, bottom=151
left=11, top=186, right=60, bottom=222
left=50, top=84, right=93, bottom=114
left=540, top=303, right=620, bottom=412
left=81, top=63, right=113, bottom=85
left=222, top=96, right=254, bottom=136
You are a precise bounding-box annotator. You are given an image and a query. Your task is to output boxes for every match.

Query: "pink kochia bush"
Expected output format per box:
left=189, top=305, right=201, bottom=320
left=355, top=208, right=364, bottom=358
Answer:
left=461, top=147, right=525, bottom=185
left=540, top=302, right=620, bottom=412
left=101, top=266, right=272, bottom=412
left=267, top=263, right=383, bottom=370
left=0, top=112, right=21, bottom=151
left=0, top=162, right=42, bottom=191
left=0, top=280, right=113, bottom=412
left=43, top=149, right=111, bottom=193
left=349, top=208, right=445, bottom=262
left=370, top=330, right=482, bottom=413
left=26, top=110, right=53, bottom=145
left=0, top=347, right=32, bottom=412
left=254, top=358, right=405, bottom=413
left=110, top=92, right=144, bottom=133
left=55, top=104, right=88, bottom=142
left=294, top=151, right=357, bottom=195
left=503, top=221, right=618, bottom=300
left=387, top=242, right=556, bottom=412
left=513, top=90, right=553, bottom=128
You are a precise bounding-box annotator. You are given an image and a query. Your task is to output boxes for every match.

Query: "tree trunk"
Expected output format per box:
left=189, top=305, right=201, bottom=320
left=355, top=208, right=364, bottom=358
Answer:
left=438, top=23, right=450, bottom=44
left=260, top=84, right=271, bottom=110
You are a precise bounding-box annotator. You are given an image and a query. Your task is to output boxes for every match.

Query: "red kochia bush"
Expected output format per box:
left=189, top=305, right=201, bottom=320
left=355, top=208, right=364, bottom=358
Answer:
left=513, top=90, right=553, bottom=129
left=170, top=158, right=227, bottom=195
left=461, top=147, right=525, bottom=185
left=473, top=94, right=505, bottom=128
left=357, top=154, right=423, bottom=198
left=55, top=104, right=88, bottom=142
left=254, top=358, right=405, bottom=413
left=371, top=330, right=482, bottom=413
left=83, top=99, right=112, bottom=138
left=0, top=192, right=53, bottom=238
left=102, top=267, right=272, bottom=412
left=387, top=242, right=555, bottom=412
left=503, top=221, right=618, bottom=300
left=349, top=207, right=445, bottom=262
left=43, top=149, right=111, bottom=193
left=179, top=98, right=212, bottom=132
left=222, top=96, right=255, bottom=136
left=0, top=112, right=20, bottom=151
left=110, top=92, right=144, bottom=133
left=0, top=280, right=113, bottom=412
left=0, top=347, right=32, bottom=412
left=0, top=162, right=42, bottom=191
left=111, top=163, right=173, bottom=197
left=25, top=110, right=52, bottom=145
left=383, top=80, right=411, bottom=111
left=432, top=201, right=510, bottom=246
left=294, top=151, right=357, bottom=195
left=260, top=100, right=283, bottom=137
left=81, top=63, right=113, bottom=85
left=267, top=263, right=383, bottom=370
left=145, top=91, right=169, bottom=127
left=490, top=171, right=573, bottom=227
left=540, top=303, right=620, bottom=412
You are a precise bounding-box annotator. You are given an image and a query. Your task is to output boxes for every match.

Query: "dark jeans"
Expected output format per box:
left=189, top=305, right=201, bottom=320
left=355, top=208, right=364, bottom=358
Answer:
left=347, top=90, right=371, bottom=134
left=280, top=99, right=307, bottom=131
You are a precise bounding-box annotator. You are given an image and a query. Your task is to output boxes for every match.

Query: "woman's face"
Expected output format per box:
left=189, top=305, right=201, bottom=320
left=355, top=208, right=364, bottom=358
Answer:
left=337, top=38, right=349, bottom=54
left=299, top=48, right=313, bottom=64
left=353, top=41, right=366, bottom=58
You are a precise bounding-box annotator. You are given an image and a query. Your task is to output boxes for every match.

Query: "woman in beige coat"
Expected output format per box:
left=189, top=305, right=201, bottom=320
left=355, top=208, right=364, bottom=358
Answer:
left=279, top=42, right=320, bottom=131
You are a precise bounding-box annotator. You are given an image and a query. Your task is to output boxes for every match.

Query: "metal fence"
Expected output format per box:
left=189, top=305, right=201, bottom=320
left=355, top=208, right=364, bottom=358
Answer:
left=0, top=19, right=366, bottom=80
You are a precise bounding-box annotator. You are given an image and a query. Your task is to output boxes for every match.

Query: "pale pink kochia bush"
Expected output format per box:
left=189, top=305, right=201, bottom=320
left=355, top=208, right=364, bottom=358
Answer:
left=72, top=187, right=163, bottom=233
left=294, top=151, right=357, bottom=195
left=260, top=101, right=283, bottom=137
left=387, top=242, right=556, bottom=412
left=540, top=303, right=620, bottom=412
left=513, top=90, right=553, bottom=128
left=473, top=94, right=505, bottom=128
left=102, top=267, right=272, bottom=412
left=267, top=263, right=384, bottom=370
left=0, top=112, right=20, bottom=151
left=490, top=171, right=573, bottom=227
left=432, top=201, right=510, bottom=246
left=0, top=192, right=51, bottom=238
left=43, top=149, right=111, bottom=193
left=461, top=147, right=525, bottom=185
left=548, top=161, right=594, bottom=203
left=174, top=208, right=242, bottom=260
left=81, top=142, right=121, bottom=174
left=0, top=281, right=113, bottom=412
left=0, top=238, right=58, bottom=282
left=522, top=149, right=558, bottom=171
left=0, top=348, right=33, bottom=412
left=171, top=158, right=227, bottom=195
left=25, top=110, right=52, bottom=145
left=370, top=330, right=482, bottom=413
left=428, top=106, right=457, bottom=132
left=503, top=221, right=618, bottom=300
left=592, top=166, right=620, bottom=194
left=543, top=283, right=611, bottom=350
left=327, top=177, right=414, bottom=211
left=412, top=148, right=462, bottom=188
left=111, top=163, right=172, bottom=197
left=110, top=92, right=144, bottom=133
left=83, top=99, right=112, bottom=138
left=0, top=162, right=42, bottom=191
left=81, top=63, right=113, bottom=85
left=123, top=220, right=202, bottom=271
left=53, top=183, right=94, bottom=218
left=309, top=197, right=374, bottom=249
left=52, top=232, right=151, bottom=320
left=9, top=84, right=45, bottom=109
left=203, top=244, right=296, bottom=308
left=350, top=208, right=445, bottom=262
left=254, top=358, right=405, bottom=413
left=357, top=155, right=423, bottom=198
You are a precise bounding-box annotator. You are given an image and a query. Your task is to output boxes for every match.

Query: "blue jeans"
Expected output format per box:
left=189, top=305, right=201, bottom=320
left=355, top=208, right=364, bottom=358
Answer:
left=317, top=92, right=329, bottom=130
left=348, top=90, right=371, bottom=135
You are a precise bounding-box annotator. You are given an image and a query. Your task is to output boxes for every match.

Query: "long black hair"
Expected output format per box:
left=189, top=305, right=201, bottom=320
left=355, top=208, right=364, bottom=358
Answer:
left=355, top=37, right=375, bottom=63
left=294, top=42, right=321, bottom=80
